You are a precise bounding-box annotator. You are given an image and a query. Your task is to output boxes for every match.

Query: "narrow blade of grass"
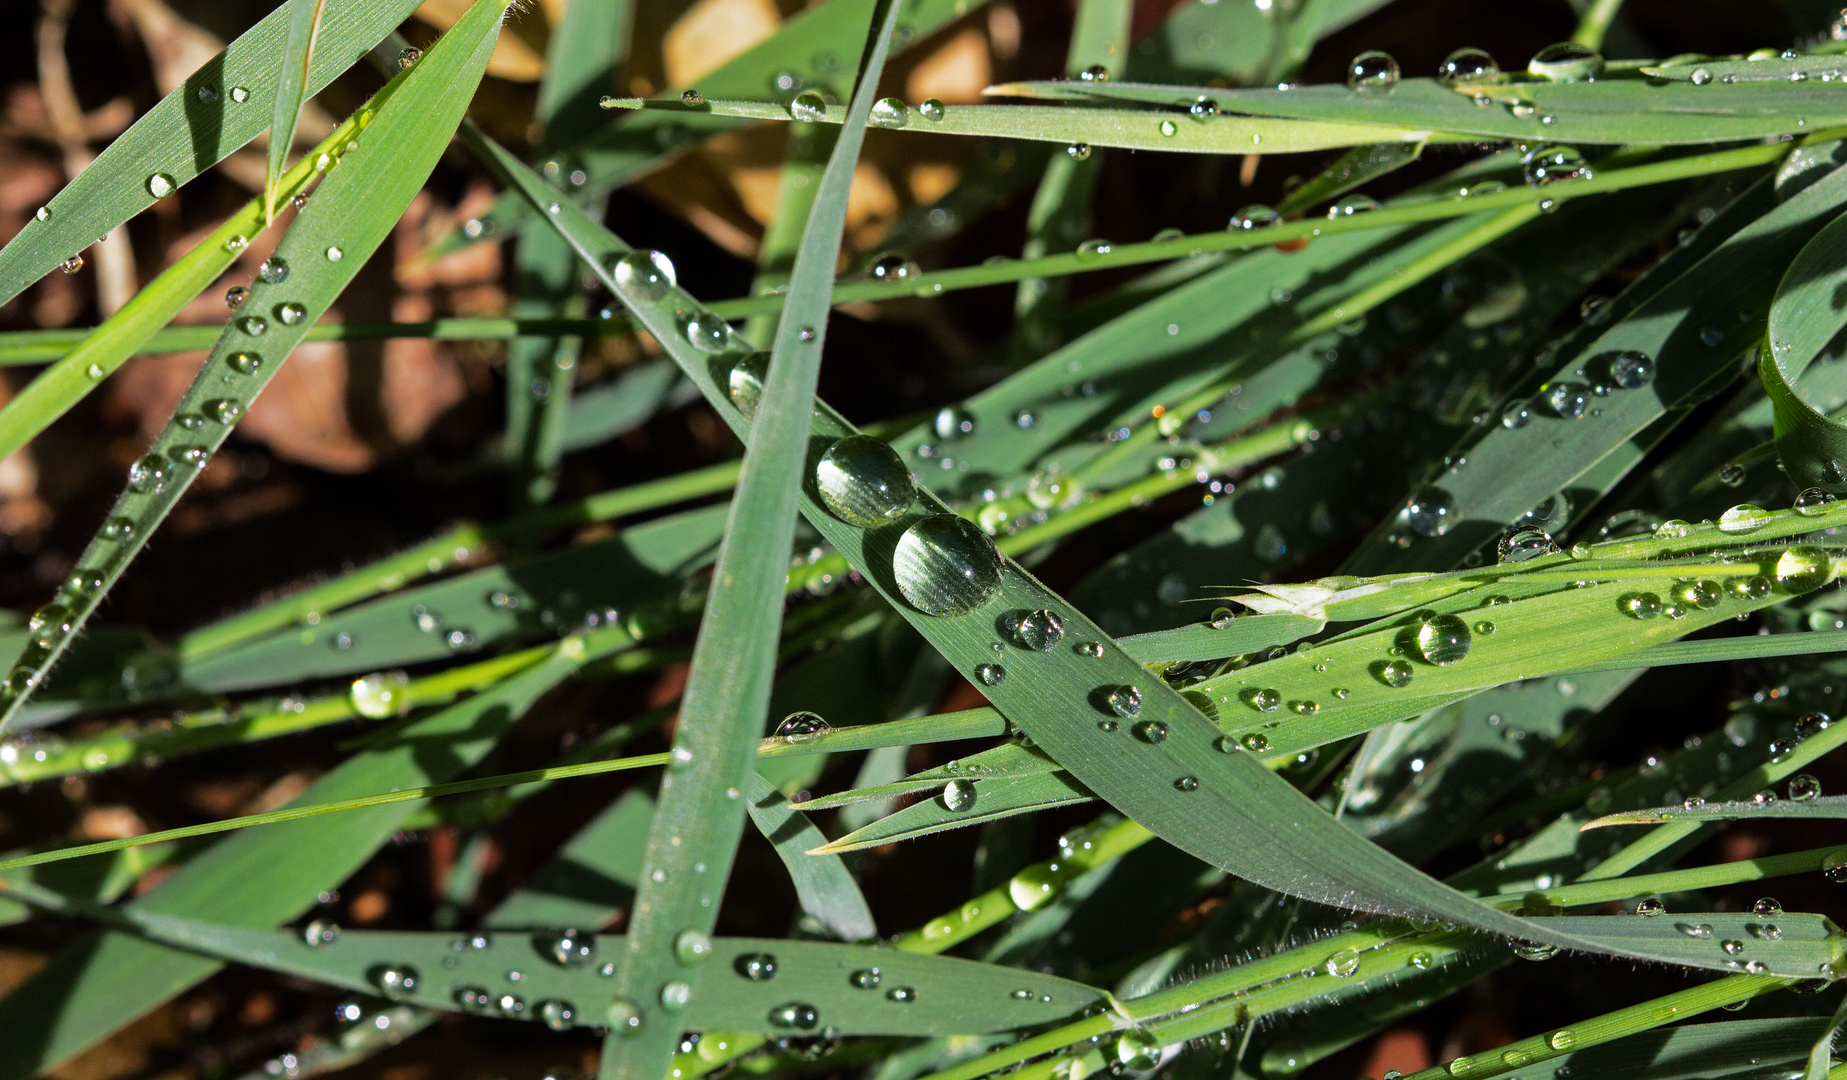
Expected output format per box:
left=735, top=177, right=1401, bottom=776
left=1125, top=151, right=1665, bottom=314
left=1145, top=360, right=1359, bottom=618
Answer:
left=267, top=0, right=327, bottom=223
left=745, top=773, right=876, bottom=941
left=1761, top=204, right=1847, bottom=493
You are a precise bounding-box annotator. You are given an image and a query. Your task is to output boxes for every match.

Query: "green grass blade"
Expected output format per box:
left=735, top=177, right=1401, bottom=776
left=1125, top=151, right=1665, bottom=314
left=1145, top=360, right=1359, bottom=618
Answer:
left=482, top=788, right=653, bottom=930
left=818, top=773, right=1095, bottom=853
left=0, top=0, right=509, bottom=731
left=1761, top=205, right=1847, bottom=493
left=745, top=774, right=877, bottom=941
left=599, top=2, right=906, bottom=1072
left=743, top=122, right=830, bottom=347
left=489, top=133, right=1847, bottom=981
left=1276, top=141, right=1424, bottom=217
left=0, top=82, right=386, bottom=464
left=1585, top=793, right=1847, bottom=827
left=0, top=0, right=422, bottom=307
left=267, top=0, right=328, bottom=223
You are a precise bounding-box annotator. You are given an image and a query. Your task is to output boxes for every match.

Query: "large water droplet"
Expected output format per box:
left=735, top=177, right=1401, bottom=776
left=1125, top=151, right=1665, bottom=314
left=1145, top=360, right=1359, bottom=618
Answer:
left=239, top=315, right=269, bottom=337
left=893, top=515, right=1002, bottom=616
left=1497, top=524, right=1558, bottom=563
left=815, top=435, right=915, bottom=526
left=685, top=313, right=732, bottom=353
left=1115, top=1030, right=1161, bottom=1070
left=1607, top=350, right=1655, bottom=389
left=933, top=406, right=976, bottom=440
left=726, top=352, right=770, bottom=417
left=1718, top=504, right=1772, bottom=533
left=1325, top=947, right=1361, bottom=977
left=1405, top=486, right=1455, bottom=537
left=1413, top=614, right=1472, bottom=665
left=1374, top=660, right=1414, bottom=688
left=868, top=252, right=919, bottom=283
left=870, top=97, right=909, bottom=127
left=1439, top=48, right=1500, bottom=82
left=256, top=257, right=289, bottom=285
left=550, top=929, right=595, bottom=968
left=146, top=173, right=176, bottom=199
left=975, top=663, right=1005, bottom=686
left=606, top=996, right=643, bottom=1035
left=1007, top=609, right=1064, bottom=651
left=1796, top=488, right=1838, bottom=516
left=1790, top=774, right=1822, bottom=801
left=350, top=671, right=408, bottom=719
left=614, top=249, right=676, bottom=301
left=127, top=454, right=170, bottom=495
left=1328, top=194, right=1382, bottom=218
left=942, top=778, right=977, bottom=811
left=539, top=999, right=576, bottom=1030
left=775, top=711, right=828, bottom=738
left=229, top=352, right=263, bottom=374
left=1545, top=381, right=1590, bottom=418
left=1109, top=685, right=1144, bottom=718
left=1618, top=592, right=1662, bottom=619
left=303, top=919, right=339, bottom=947
left=919, top=98, right=946, bottom=121
left=1512, top=941, right=1560, bottom=961
left=372, top=965, right=420, bottom=1000
left=1523, top=145, right=1592, bottom=187
left=1347, top=50, right=1401, bottom=90
left=276, top=301, right=307, bottom=326
left=1776, top=546, right=1834, bottom=594
left=1229, top=204, right=1280, bottom=231
left=789, top=92, right=827, bottom=122
left=768, top=1001, right=820, bottom=1029
left=1529, top=42, right=1604, bottom=82
left=660, top=981, right=692, bottom=1012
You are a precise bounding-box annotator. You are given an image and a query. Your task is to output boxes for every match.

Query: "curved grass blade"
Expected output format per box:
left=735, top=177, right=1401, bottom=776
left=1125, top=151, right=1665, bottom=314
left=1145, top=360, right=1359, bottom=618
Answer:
left=0, top=625, right=579, bottom=1078
left=745, top=774, right=876, bottom=941
left=600, top=3, right=906, bottom=1072
left=0, top=78, right=389, bottom=464
left=984, top=77, right=1847, bottom=146
left=1760, top=206, right=1847, bottom=493
left=489, top=129, right=1843, bottom=978
left=1276, top=141, right=1424, bottom=217
left=0, top=0, right=508, bottom=732
left=1646, top=54, right=1847, bottom=83
left=267, top=0, right=328, bottom=223
left=0, top=0, right=422, bottom=306
left=818, top=772, right=1095, bottom=853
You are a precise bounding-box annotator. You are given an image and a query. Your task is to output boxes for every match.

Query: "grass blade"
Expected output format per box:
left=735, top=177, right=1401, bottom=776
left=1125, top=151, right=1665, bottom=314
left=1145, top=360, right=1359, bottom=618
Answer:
left=0, top=0, right=509, bottom=731
left=745, top=773, right=877, bottom=941
left=598, top=2, right=906, bottom=1072
left=267, top=0, right=327, bottom=223
left=0, top=0, right=422, bottom=306
left=1584, top=794, right=1847, bottom=827
left=1761, top=204, right=1847, bottom=493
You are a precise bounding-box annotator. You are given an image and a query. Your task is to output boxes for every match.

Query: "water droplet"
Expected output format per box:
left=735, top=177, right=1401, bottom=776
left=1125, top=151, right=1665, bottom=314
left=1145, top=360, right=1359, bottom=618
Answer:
left=673, top=929, right=713, bottom=964
left=660, top=981, right=692, bottom=1012
left=1115, top=1030, right=1161, bottom=1070
left=1439, top=47, right=1500, bottom=82
left=1242, top=732, right=1270, bottom=751
left=223, top=285, right=249, bottom=311
left=1513, top=941, right=1560, bottom=961
left=1405, top=486, right=1455, bottom=537
left=1677, top=922, right=1714, bottom=939
left=1690, top=67, right=1714, bottom=85
left=870, top=97, right=909, bottom=128
left=723, top=351, right=770, bottom=417
left=1725, top=575, right=1771, bottom=599
left=59, top=254, right=83, bottom=275
left=303, top=919, right=339, bottom=947
left=775, top=711, right=828, bottom=739
left=1545, top=381, right=1590, bottom=419
left=1109, top=685, right=1144, bottom=718
left=975, top=663, right=1005, bottom=687
left=1670, top=580, right=1721, bottom=610
left=1789, top=774, right=1822, bottom=801
left=1076, top=641, right=1104, bottom=658
left=1618, top=592, right=1662, bottom=619
left=1524, top=145, right=1592, bottom=186
left=1603, top=350, right=1655, bottom=389
left=229, top=86, right=249, bottom=103
left=1717, top=504, right=1771, bottom=534
left=769, top=1001, right=820, bottom=1029
left=1236, top=688, right=1278, bottom=713
left=1328, top=194, right=1382, bottom=218
left=276, top=302, right=307, bottom=326
left=1498, top=524, right=1558, bottom=562
left=868, top=252, right=919, bottom=283
left=815, top=435, right=915, bottom=526
left=1158, top=119, right=1178, bottom=137
left=350, top=671, right=408, bottom=719
left=1078, top=64, right=1110, bottom=82
left=614, top=249, right=676, bottom=301
left=1414, top=614, right=1472, bottom=665
left=1066, top=142, right=1092, bottom=160
left=372, top=965, right=420, bottom=1000
left=737, top=953, right=778, bottom=980
left=932, top=406, right=976, bottom=440
left=942, top=778, right=977, bottom=811
left=606, top=997, right=643, bottom=1035
left=1776, top=547, right=1834, bottom=594
left=146, top=173, right=176, bottom=199
left=1173, top=775, right=1199, bottom=791
left=1076, top=238, right=1113, bottom=259
left=397, top=46, right=422, bottom=69
left=892, top=515, right=1002, bottom=616
left=790, top=91, right=827, bottom=121
left=102, top=516, right=136, bottom=541
left=550, top=929, right=595, bottom=968
left=1229, top=204, right=1280, bottom=230
left=255, top=257, right=289, bottom=285
left=1348, top=50, right=1401, bottom=90
left=1549, top=1031, right=1576, bottom=1051
left=685, top=313, right=731, bottom=353
left=1325, top=948, right=1361, bottom=977
left=1529, top=42, right=1604, bottom=82
left=127, top=454, right=170, bottom=494
left=538, top=999, right=576, bottom=1031
left=1009, top=865, right=1064, bottom=910
left=1722, top=939, right=1745, bottom=956
left=1006, top=609, right=1064, bottom=651
left=1134, top=719, right=1168, bottom=743
left=1374, top=660, right=1414, bottom=688
left=34, top=206, right=50, bottom=222
left=1754, top=896, right=1783, bottom=914
left=919, top=98, right=946, bottom=121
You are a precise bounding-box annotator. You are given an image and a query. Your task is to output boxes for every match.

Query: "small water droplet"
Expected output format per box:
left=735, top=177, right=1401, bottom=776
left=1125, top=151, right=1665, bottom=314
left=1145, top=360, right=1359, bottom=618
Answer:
left=1374, top=660, right=1414, bottom=688
left=1413, top=614, right=1472, bottom=665
left=942, top=778, right=977, bottom=811
left=538, top=999, right=576, bottom=1030
left=1348, top=50, right=1401, bottom=90
left=1115, top=1030, right=1160, bottom=1070
left=1529, top=41, right=1603, bottom=81
left=1325, top=948, right=1361, bottom=977
left=1439, top=47, right=1500, bottom=82
left=606, top=996, right=643, bottom=1035
left=769, top=1001, right=821, bottom=1029
left=550, top=929, right=595, bottom=968
left=303, top=919, right=339, bottom=947
left=1066, top=142, right=1091, bottom=160
left=146, top=173, right=176, bottom=199
left=372, top=965, right=420, bottom=1001
left=325, top=246, right=343, bottom=262
left=790, top=91, right=827, bottom=122
left=870, top=97, right=909, bottom=128
left=1523, top=145, right=1592, bottom=186
left=815, top=435, right=915, bottom=526
left=276, top=302, right=307, bottom=326
left=1545, top=381, right=1590, bottom=419
left=1618, top=592, right=1663, bottom=619
left=975, top=663, right=1006, bottom=687
left=1405, top=486, right=1455, bottom=537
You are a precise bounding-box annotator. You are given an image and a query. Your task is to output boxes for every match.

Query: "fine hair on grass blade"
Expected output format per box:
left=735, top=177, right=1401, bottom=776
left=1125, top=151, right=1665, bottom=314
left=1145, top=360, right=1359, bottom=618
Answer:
left=595, top=2, right=905, bottom=1074
left=0, top=0, right=510, bottom=734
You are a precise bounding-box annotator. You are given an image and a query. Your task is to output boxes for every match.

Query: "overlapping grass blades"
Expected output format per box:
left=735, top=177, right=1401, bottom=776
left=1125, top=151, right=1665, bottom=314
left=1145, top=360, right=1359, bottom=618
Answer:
left=267, top=0, right=327, bottom=223
left=598, top=3, right=905, bottom=1074
left=492, top=88, right=1846, bottom=980
left=0, top=0, right=508, bottom=733
left=1761, top=203, right=1847, bottom=493
left=0, top=0, right=423, bottom=306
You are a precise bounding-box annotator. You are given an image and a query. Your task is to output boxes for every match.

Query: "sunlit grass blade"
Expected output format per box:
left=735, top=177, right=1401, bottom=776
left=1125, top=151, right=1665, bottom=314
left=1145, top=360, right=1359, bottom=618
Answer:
left=267, top=0, right=327, bottom=223
left=0, top=0, right=509, bottom=732
left=1584, top=794, right=1847, bottom=828
left=818, top=773, right=1095, bottom=853
left=599, top=2, right=905, bottom=1072
left=745, top=774, right=876, bottom=941
left=485, top=126, right=1839, bottom=978
left=1276, top=141, right=1424, bottom=216
left=0, top=0, right=422, bottom=307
